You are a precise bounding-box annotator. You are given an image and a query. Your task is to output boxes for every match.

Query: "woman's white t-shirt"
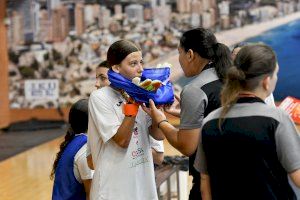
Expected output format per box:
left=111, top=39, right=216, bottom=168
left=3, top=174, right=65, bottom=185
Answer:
left=88, top=87, right=158, bottom=200
left=74, top=143, right=94, bottom=182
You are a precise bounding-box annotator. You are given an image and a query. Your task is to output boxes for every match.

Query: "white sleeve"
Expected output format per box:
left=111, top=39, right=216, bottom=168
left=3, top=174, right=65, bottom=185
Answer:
left=265, top=93, right=276, bottom=107
left=74, top=144, right=94, bottom=181
left=149, top=136, right=164, bottom=153
left=275, top=112, right=300, bottom=173
left=86, top=138, right=91, bottom=157
left=89, top=92, right=121, bottom=143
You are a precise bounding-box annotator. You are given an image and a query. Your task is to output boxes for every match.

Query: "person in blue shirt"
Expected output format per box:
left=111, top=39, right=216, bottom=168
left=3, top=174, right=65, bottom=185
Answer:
left=51, top=99, right=93, bottom=200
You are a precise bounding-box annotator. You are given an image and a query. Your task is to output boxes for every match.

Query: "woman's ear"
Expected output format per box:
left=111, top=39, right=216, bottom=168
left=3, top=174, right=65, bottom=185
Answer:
left=187, top=49, right=194, bottom=62
left=262, top=75, right=271, bottom=91
left=112, top=65, right=120, bottom=73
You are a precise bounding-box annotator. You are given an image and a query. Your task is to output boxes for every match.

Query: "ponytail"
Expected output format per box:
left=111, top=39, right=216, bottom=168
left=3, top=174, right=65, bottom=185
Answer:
left=219, top=43, right=277, bottom=129
left=50, top=126, right=76, bottom=180
left=219, top=66, right=245, bottom=129
left=213, top=43, right=232, bottom=82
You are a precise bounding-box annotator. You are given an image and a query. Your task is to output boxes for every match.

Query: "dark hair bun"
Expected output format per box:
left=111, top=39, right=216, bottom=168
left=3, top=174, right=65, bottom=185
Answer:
left=227, top=66, right=245, bottom=81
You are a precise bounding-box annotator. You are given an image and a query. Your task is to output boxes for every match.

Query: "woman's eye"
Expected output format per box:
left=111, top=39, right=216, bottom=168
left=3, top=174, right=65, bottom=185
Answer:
left=130, top=62, right=138, bottom=67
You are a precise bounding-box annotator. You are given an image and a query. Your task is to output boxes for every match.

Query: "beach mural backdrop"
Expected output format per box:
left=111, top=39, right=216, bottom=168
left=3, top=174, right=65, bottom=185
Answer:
left=246, top=19, right=300, bottom=101
left=6, top=1, right=179, bottom=109
left=176, top=19, right=300, bottom=101
left=5, top=0, right=300, bottom=109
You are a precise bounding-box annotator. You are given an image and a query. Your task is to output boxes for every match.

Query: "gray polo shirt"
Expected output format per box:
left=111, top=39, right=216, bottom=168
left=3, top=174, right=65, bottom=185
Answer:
left=179, top=64, right=223, bottom=184
left=194, top=97, right=300, bottom=199
left=179, top=67, right=222, bottom=129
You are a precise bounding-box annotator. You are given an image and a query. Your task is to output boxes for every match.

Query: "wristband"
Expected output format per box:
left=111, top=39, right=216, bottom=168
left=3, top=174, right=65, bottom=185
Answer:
left=157, top=119, right=168, bottom=128
left=123, top=103, right=139, bottom=117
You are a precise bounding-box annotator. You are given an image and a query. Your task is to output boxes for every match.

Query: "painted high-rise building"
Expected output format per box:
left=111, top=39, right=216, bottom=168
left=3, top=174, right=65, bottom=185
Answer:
left=191, top=0, right=203, bottom=14
left=52, top=5, right=70, bottom=42
left=125, top=4, right=144, bottom=23
left=218, top=1, right=230, bottom=29
left=15, top=0, right=34, bottom=42
left=177, top=0, right=192, bottom=13
left=202, top=11, right=212, bottom=28
left=9, top=11, right=24, bottom=46
left=75, top=3, right=85, bottom=35
left=84, top=4, right=100, bottom=26
left=153, top=4, right=171, bottom=27
left=144, top=7, right=152, bottom=20
left=151, top=0, right=157, bottom=8
left=151, top=0, right=166, bottom=7
left=38, top=9, right=53, bottom=42
left=160, top=0, right=166, bottom=6
left=99, top=6, right=111, bottom=28
left=114, top=4, right=122, bottom=16
left=218, top=1, right=230, bottom=16
left=84, top=5, right=94, bottom=26
left=48, top=0, right=61, bottom=9
left=176, top=0, right=185, bottom=13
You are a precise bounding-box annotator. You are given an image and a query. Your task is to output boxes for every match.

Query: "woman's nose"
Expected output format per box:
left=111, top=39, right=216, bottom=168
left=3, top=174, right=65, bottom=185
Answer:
left=95, top=80, right=100, bottom=89
left=138, top=63, right=144, bottom=73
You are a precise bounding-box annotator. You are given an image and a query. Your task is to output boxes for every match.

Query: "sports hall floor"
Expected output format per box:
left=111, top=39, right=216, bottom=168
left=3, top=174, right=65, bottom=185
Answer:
left=0, top=122, right=299, bottom=200
left=0, top=126, right=186, bottom=200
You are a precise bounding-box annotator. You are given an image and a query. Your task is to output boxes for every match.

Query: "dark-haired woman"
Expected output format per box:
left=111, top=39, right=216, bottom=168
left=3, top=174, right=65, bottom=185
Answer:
left=194, top=44, right=300, bottom=199
left=94, top=60, right=110, bottom=90
left=145, top=28, right=232, bottom=199
left=88, top=40, right=164, bottom=200
left=51, top=99, right=93, bottom=200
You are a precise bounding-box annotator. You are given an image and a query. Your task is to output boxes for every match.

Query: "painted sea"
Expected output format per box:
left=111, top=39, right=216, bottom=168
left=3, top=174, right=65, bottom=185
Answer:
left=246, top=19, right=300, bottom=101
left=176, top=19, right=300, bottom=101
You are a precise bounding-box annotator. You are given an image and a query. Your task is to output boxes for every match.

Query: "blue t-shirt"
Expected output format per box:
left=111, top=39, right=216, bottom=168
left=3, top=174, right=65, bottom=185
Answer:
left=52, top=134, right=87, bottom=200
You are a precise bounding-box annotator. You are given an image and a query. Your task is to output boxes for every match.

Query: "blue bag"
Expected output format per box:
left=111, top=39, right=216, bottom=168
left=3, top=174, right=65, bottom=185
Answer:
left=108, top=67, right=174, bottom=105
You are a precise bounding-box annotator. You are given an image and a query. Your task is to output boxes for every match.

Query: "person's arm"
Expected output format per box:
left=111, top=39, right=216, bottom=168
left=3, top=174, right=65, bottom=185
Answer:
left=86, top=140, right=94, bottom=170
left=148, top=120, right=165, bottom=141
left=194, top=129, right=211, bottom=199
left=159, top=121, right=199, bottom=156
left=289, top=169, right=300, bottom=188
left=275, top=111, right=300, bottom=187
left=89, top=92, right=137, bottom=148
left=152, top=149, right=164, bottom=165
left=151, top=86, right=206, bottom=155
left=87, top=154, right=94, bottom=170
left=144, top=105, right=165, bottom=141
left=75, top=145, right=94, bottom=200
left=164, top=93, right=181, bottom=117
left=149, top=136, right=164, bottom=165
left=112, top=115, right=136, bottom=148
left=201, top=173, right=212, bottom=200
left=82, top=179, right=92, bottom=200
left=144, top=99, right=199, bottom=156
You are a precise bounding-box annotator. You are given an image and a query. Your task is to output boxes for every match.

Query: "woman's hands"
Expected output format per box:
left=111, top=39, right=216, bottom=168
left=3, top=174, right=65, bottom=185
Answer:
left=164, top=93, right=181, bottom=117
left=143, top=100, right=166, bottom=140
left=142, top=99, right=167, bottom=124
